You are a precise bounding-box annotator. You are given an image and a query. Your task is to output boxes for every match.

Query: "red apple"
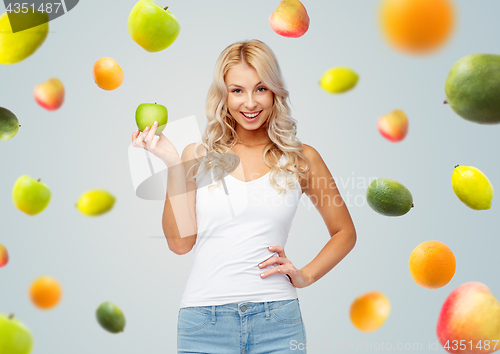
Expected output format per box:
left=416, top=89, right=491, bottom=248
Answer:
left=269, top=0, right=310, bottom=38
left=377, top=109, right=408, bottom=142
left=33, top=78, right=64, bottom=111
left=437, top=282, right=500, bottom=353
left=0, top=244, right=8, bottom=267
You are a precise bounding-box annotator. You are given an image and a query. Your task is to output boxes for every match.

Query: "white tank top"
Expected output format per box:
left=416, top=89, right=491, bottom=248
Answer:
left=179, top=153, right=302, bottom=308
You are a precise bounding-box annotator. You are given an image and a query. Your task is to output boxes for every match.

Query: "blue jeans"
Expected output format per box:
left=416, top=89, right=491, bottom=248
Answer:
left=177, top=299, right=307, bottom=353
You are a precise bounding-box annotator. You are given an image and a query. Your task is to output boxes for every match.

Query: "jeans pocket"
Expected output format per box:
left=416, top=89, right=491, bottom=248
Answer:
left=270, top=299, right=302, bottom=324
left=177, top=308, right=211, bottom=333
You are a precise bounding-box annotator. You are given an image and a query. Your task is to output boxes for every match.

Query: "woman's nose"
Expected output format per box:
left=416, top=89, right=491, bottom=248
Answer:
left=244, top=94, right=258, bottom=109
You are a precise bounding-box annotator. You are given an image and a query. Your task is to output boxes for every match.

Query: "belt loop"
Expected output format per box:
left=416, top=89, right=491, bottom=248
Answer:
left=212, top=305, right=216, bottom=324
left=265, top=301, right=270, bottom=320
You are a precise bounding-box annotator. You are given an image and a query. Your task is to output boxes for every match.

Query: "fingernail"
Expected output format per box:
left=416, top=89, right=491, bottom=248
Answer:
left=154, top=121, right=158, bottom=125
left=145, top=127, right=150, bottom=131
left=259, top=263, right=263, bottom=267
left=268, top=246, right=273, bottom=249
left=260, top=273, right=264, bottom=277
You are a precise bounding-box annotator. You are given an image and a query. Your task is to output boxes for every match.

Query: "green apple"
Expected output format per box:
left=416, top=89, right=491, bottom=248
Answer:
left=127, top=0, right=181, bottom=53
left=135, top=103, right=168, bottom=135
left=0, top=106, right=20, bottom=141
left=0, top=313, right=34, bottom=354
left=12, top=175, right=51, bottom=216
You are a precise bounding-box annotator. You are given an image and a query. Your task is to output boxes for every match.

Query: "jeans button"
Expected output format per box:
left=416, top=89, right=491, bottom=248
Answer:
left=241, top=306, right=247, bottom=312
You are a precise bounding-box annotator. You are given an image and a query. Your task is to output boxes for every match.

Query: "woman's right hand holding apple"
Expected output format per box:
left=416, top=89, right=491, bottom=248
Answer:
left=131, top=121, right=182, bottom=168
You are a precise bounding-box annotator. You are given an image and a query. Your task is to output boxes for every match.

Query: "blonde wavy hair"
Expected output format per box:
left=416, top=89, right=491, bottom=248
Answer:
left=187, top=39, right=309, bottom=195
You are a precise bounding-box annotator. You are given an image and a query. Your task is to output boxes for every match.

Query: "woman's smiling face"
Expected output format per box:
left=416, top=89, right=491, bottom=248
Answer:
left=225, top=63, right=274, bottom=131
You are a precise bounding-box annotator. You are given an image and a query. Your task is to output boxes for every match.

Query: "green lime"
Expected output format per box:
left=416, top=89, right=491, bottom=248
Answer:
left=96, top=301, right=126, bottom=333
left=0, top=107, right=19, bottom=141
left=366, top=178, right=413, bottom=216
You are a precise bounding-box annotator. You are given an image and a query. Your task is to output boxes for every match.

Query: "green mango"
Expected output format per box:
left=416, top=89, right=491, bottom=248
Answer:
left=366, top=178, right=413, bottom=217
left=445, top=53, right=500, bottom=124
left=0, top=106, right=19, bottom=141
left=0, top=11, right=49, bottom=65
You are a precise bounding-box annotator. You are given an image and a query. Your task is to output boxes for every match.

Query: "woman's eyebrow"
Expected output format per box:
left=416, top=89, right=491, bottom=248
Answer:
left=228, top=82, right=262, bottom=88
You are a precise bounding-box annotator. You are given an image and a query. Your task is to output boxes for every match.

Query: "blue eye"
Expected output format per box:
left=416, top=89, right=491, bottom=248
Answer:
left=232, top=89, right=241, bottom=93
left=257, top=87, right=267, bottom=92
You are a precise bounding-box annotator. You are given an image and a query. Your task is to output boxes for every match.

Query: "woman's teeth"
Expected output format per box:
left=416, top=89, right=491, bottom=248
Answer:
left=242, top=111, right=261, bottom=118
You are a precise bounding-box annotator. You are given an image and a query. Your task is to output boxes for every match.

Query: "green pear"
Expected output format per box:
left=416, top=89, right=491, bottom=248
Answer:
left=0, top=106, right=20, bottom=141
left=0, top=11, right=49, bottom=65
left=0, top=313, right=34, bottom=354
left=135, top=103, right=168, bottom=135
left=127, top=0, right=181, bottom=53
left=445, top=53, right=500, bottom=124
left=12, top=175, right=51, bottom=216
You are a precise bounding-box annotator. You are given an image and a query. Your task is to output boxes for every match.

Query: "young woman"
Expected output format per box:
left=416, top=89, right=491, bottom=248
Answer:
left=132, top=39, right=356, bottom=354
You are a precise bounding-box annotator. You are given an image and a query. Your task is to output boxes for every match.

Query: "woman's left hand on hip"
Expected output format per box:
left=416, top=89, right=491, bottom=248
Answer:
left=259, top=246, right=311, bottom=288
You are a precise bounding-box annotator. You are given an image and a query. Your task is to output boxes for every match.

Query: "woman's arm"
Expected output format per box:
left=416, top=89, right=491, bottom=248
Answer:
left=161, top=142, right=199, bottom=255
left=298, top=143, right=357, bottom=286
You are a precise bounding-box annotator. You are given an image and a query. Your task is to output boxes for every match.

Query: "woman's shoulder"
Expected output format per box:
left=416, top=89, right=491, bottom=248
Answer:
left=182, top=141, right=208, bottom=160
left=297, top=143, right=321, bottom=170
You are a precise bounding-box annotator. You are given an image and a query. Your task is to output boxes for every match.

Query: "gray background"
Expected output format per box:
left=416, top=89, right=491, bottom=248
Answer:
left=1, top=0, right=500, bottom=352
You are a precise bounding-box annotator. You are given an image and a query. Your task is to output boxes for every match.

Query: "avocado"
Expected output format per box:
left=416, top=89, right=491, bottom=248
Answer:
left=366, top=178, right=413, bottom=217
left=445, top=53, right=500, bottom=124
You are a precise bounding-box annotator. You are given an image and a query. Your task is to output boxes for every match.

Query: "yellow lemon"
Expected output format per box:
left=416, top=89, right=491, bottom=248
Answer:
left=451, top=165, right=493, bottom=210
left=76, top=190, right=115, bottom=216
left=319, top=67, right=359, bottom=94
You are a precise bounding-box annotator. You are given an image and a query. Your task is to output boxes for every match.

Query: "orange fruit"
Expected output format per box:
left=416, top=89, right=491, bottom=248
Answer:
left=350, top=291, right=391, bottom=332
left=379, top=0, right=456, bottom=55
left=92, top=57, right=124, bottom=91
left=29, top=276, right=62, bottom=309
left=409, top=240, right=456, bottom=289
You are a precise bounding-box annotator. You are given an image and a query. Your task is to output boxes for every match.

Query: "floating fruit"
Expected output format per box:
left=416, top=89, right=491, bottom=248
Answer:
left=445, top=53, right=500, bottom=124
left=350, top=291, right=390, bottom=332
left=92, top=57, right=124, bottom=91
left=135, top=103, right=168, bottom=135
left=377, top=109, right=408, bottom=142
left=409, top=240, right=456, bottom=289
left=33, top=78, right=64, bottom=111
left=437, top=282, right=500, bottom=353
left=378, top=0, right=455, bottom=55
left=319, top=67, right=359, bottom=94
left=366, top=178, right=413, bottom=216
left=96, top=302, right=126, bottom=333
left=128, top=0, right=181, bottom=52
left=269, top=0, right=310, bottom=38
left=0, top=11, right=49, bottom=65
left=12, top=175, right=51, bottom=216
left=0, top=313, right=34, bottom=354
left=0, top=244, right=9, bottom=267
left=0, top=106, right=20, bottom=141
left=76, top=190, right=115, bottom=216
left=451, top=165, right=493, bottom=210
left=29, top=276, right=62, bottom=310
